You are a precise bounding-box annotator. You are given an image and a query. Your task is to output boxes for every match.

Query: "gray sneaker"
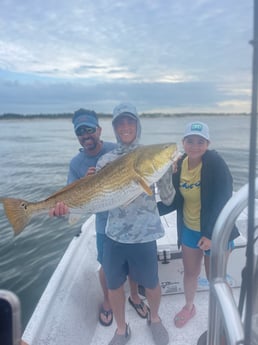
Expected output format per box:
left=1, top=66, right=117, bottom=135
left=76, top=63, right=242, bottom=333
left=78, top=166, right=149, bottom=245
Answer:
left=147, top=314, right=169, bottom=345
left=108, top=323, right=131, bottom=345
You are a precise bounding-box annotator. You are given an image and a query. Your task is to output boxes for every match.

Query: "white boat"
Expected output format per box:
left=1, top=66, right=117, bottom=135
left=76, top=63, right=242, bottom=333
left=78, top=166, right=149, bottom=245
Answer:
left=21, top=2, right=258, bottom=342
left=20, top=180, right=258, bottom=345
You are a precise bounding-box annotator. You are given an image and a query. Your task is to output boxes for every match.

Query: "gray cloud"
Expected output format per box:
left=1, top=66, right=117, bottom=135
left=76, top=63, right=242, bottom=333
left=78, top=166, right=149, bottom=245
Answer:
left=0, top=0, right=253, bottom=114
left=0, top=79, right=248, bottom=114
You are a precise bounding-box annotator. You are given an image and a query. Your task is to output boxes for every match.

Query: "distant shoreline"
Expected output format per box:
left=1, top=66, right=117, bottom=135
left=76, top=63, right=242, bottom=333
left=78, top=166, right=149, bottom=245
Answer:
left=0, top=112, right=249, bottom=120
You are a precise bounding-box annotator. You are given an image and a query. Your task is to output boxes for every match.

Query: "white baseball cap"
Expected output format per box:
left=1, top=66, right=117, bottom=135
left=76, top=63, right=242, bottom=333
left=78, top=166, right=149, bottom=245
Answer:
left=183, top=121, right=210, bottom=141
left=113, top=103, right=138, bottom=120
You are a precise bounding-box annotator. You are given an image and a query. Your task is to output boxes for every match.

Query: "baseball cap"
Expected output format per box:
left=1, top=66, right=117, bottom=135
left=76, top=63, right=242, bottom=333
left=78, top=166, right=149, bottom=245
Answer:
left=112, top=102, right=138, bottom=122
left=183, top=121, right=210, bottom=141
left=72, top=108, right=99, bottom=131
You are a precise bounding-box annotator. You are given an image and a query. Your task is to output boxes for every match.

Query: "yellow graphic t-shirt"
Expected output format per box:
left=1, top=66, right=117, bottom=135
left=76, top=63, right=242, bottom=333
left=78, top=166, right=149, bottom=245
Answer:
left=179, top=157, right=202, bottom=231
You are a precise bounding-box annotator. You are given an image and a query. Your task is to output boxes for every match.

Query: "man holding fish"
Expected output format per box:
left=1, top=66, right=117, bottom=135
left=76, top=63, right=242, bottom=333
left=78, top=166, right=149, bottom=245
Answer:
left=51, top=108, right=150, bottom=327
left=49, top=103, right=175, bottom=345
left=0, top=104, right=177, bottom=345
left=94, top=103, right=175, bottom=345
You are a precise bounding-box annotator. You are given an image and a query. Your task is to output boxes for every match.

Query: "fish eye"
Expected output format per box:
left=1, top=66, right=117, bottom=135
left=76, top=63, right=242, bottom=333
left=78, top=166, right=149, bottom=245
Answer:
left=21, top=202, right=27, bottom=209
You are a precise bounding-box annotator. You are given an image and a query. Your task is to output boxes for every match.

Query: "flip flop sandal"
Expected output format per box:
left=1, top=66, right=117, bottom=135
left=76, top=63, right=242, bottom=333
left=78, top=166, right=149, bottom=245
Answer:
left=128, top=296, right=150, bottom=319
left=99, top=305, right=113, bottom=326
left=174, top=305, right=196, bottom=328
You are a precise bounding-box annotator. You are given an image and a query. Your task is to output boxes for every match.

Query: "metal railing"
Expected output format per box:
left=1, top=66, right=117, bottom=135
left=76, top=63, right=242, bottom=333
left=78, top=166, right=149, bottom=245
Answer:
left=207, top=177, right=258, bottom=345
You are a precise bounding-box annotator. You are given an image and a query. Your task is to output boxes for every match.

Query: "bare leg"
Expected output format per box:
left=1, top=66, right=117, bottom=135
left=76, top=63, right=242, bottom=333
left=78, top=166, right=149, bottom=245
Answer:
left=128, top=276, right=141, bottom=303
left=127, top=276, right=149, bottom=318
left=182, top=244, right=203, bottom=311
left=99, top=266, right=111, bottom=310
left=145, top=284, right=169, bottom=345
left=145, top=283, right=161, bottom=322
left=98, top=266, right=113, bottom=326
left=108, top=285, right=127, bottom=335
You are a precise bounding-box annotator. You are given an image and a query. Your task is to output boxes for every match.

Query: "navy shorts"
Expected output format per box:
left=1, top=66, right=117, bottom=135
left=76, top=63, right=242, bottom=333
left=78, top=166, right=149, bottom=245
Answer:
left=96, top=232, right=107, bottom=265
left=182, top=224, right=234, bottom=256
left=102, top=237, right=159, bottom=290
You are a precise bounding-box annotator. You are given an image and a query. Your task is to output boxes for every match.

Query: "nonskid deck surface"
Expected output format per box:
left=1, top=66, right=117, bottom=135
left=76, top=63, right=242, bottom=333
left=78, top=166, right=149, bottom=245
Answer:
left=22, top=212, right=245, bottom=345
left=89, top=288, right=240, bottom=345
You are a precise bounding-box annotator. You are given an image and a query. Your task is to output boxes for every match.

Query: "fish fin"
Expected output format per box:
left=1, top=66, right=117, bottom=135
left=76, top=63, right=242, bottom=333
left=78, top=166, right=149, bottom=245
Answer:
left=0, top=197, right=31, bottom=235
left=68, top=213, right=83, bottom=225
left=68, top=208, right=92, bottom=224
left=136, top=177, right=153, bottom=195
left=45, top=175, right=93, bottom=200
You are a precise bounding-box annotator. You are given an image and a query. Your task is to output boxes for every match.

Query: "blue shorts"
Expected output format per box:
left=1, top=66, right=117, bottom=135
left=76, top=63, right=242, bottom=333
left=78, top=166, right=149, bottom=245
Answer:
left=182, top=225, right=234, bottom=256
left=96, top=232, right=107, bottom=265
left=102, top=237, right=159, bottom=290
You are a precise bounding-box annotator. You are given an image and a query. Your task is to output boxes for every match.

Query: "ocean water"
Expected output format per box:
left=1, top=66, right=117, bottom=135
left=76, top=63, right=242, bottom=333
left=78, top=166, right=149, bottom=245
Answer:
left=0, top=115, right=253, bottom=330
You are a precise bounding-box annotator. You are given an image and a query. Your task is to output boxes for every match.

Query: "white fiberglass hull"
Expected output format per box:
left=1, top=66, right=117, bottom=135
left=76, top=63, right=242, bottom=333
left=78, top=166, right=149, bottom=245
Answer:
left=21, top=208, right=250, bottom=345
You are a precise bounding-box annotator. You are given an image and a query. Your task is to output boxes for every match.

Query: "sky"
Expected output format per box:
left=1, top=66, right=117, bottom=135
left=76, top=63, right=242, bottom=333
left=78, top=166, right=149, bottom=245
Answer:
left=0, top=0, right=254, bottom=115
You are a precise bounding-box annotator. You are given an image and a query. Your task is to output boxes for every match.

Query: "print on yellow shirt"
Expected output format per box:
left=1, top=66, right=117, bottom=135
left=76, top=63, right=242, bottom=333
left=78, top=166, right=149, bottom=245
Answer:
left=179, top=157, right=202, bottom=231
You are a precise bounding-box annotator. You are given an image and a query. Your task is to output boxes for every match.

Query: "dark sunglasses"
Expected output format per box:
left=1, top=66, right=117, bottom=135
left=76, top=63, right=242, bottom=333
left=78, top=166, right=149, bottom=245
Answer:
left=75, top=126, right=97, bottom=136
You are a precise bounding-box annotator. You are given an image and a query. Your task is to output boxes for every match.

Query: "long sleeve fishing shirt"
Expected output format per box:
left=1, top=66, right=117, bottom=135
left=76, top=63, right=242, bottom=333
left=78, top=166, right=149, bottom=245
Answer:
left=97, top=148, right=174, bottom=243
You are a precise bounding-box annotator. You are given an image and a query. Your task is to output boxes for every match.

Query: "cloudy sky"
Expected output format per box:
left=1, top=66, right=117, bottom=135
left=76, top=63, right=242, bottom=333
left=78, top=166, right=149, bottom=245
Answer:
left=0, top=0, right=253, bottom=115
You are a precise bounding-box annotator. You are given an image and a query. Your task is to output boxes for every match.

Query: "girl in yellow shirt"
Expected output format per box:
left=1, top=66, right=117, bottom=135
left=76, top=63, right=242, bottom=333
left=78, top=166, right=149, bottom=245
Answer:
left=158, top=121, right=239, bottom=328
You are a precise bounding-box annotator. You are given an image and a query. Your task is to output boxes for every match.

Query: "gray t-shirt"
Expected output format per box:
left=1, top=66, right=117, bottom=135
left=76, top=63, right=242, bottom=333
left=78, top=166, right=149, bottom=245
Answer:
left=68, top=141, right=117, bottom=234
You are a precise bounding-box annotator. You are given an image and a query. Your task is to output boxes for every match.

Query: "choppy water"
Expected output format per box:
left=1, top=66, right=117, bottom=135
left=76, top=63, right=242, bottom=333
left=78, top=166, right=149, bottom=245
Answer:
left=0, top=115, right=254, bottom=330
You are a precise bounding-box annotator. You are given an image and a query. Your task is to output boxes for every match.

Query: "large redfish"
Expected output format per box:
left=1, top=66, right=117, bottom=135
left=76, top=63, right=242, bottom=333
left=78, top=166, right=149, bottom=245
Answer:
left=0, top=143, right=177, bottom=235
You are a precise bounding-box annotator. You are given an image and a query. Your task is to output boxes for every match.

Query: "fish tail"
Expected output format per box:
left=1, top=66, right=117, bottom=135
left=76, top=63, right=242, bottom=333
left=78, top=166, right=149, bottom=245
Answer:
left=0, top=197, right=32, bottom=235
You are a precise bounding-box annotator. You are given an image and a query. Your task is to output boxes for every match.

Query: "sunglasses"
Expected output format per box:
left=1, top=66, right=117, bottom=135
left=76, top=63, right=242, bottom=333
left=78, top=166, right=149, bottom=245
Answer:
left=75, top=126, right=97, bottom=136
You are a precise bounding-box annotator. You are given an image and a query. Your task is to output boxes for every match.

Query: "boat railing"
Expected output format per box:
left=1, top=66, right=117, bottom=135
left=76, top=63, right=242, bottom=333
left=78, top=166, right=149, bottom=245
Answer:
left=207, top=177, right=258, bottom=345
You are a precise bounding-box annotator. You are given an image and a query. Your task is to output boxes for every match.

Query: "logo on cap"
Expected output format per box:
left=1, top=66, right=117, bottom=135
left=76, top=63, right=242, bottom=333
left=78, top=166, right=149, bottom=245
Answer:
left=191, top=123, right=203, bottom=132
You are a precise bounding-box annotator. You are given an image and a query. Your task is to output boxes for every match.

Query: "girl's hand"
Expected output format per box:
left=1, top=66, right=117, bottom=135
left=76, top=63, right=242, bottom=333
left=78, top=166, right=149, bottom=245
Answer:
left=198, top=236, right=211, bottom=251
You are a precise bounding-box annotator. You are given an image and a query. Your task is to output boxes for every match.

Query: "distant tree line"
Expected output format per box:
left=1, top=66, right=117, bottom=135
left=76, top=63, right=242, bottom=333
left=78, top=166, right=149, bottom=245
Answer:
left=0, top=112, right=249, bottom=120
left=0, top=112, right=113, bottom=120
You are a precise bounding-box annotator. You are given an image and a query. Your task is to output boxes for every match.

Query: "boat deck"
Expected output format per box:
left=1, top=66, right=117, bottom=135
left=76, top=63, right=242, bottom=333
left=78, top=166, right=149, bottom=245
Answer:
left=90, top=287, right=240, bottom=345
left=91, top=289, right=207, bottom=345
left=21, top=213, right=244, bottom=345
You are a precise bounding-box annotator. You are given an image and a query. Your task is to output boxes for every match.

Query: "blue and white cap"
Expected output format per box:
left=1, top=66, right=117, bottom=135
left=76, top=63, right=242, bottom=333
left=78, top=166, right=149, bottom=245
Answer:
left=72, top=108, right=99, bottom=131
left=183, top=121, right=210, bottom=141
